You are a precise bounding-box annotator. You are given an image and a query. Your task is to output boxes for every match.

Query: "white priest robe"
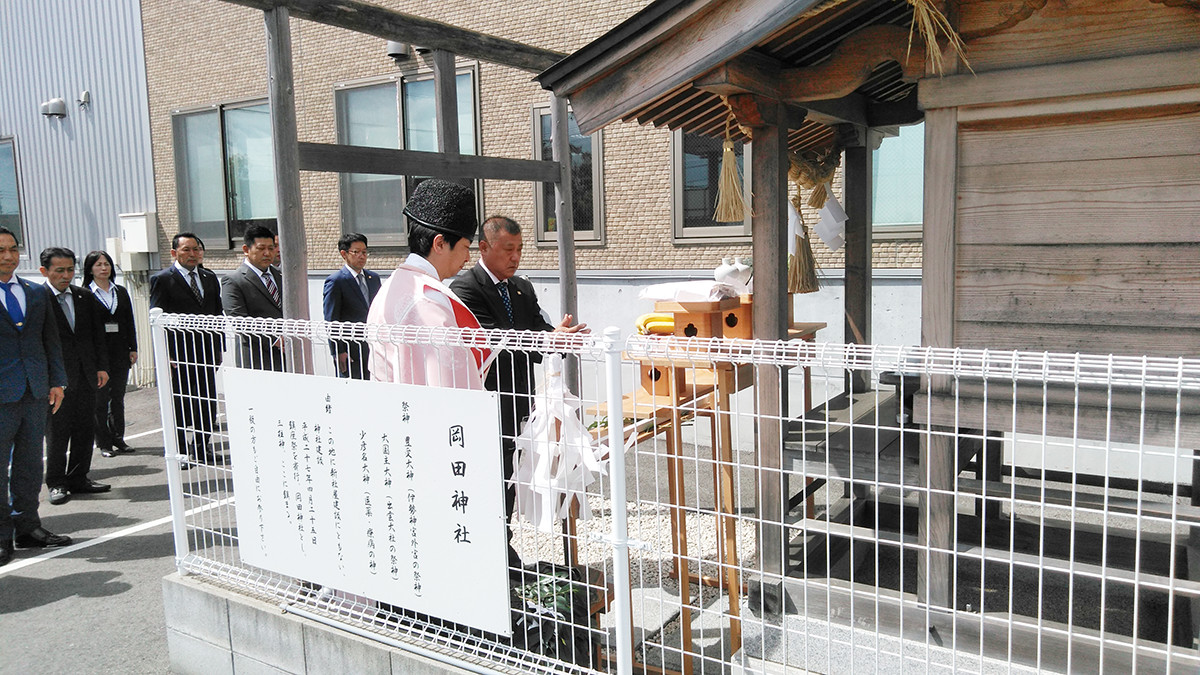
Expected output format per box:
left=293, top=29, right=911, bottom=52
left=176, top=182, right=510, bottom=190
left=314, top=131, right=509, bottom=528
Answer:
left=368, top=254, right=486, bottom=389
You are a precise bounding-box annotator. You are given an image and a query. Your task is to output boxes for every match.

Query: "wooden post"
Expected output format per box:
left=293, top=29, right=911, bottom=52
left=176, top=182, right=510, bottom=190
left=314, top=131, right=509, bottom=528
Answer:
left=840, top=125, right=872, bottom=393
left=550, top=93, right=580, bottom=390
left=264, top=7, right=312, bottom=372
left=917, top=106, right=959, bottom=609
left=431, top=50, right=461, bottom=157
left=747, top=96, right=790, bottom=613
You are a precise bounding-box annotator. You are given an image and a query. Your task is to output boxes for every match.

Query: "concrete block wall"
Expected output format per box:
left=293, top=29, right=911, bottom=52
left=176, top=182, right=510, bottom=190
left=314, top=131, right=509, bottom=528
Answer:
left=141, top=0, right=922, bottom=276
left=162, top=573, right=477, bottom=675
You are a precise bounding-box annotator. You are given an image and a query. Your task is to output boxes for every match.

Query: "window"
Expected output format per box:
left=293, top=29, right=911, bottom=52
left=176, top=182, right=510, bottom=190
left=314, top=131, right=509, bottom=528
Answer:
left=172, top=102, right=277, bottom=247
left=671, top=130, right=751, bottom=242
left=0, top=138, right=24, bottom=243
left=336, top=69, right=480, bottom=246
left=532, top=108, right=603, bottom=245
left=872, top=122, right=923, bottom=236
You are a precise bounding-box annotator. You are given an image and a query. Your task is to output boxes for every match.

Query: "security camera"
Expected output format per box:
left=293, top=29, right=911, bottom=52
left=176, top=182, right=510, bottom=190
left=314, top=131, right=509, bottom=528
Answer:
left=386, top=41, right=410, bottom=63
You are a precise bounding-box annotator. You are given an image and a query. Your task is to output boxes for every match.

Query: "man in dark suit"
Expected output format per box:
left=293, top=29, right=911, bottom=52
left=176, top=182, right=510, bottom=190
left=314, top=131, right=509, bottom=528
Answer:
left=322, top=233, right=381, bottom=379
left=0, top=228, right=71, bottom=563
left=150, top=232, right=225, bottom=465
left=39, top=247, right=110, bottom=505
left=221, top=224, right=285, bottom=371
left=450, top=216, right=587, bottom=569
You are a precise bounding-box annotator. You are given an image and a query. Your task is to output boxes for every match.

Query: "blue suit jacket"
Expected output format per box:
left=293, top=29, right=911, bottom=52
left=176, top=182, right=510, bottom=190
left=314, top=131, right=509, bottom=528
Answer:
left=322, top=266, right=381, bottom=355
left=0, top=277, right=68, bottom=403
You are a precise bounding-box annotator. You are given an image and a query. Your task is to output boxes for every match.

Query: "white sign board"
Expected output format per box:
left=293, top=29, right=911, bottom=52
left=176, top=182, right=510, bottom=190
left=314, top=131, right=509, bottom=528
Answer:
left=223, top=367, right=511, bottom=635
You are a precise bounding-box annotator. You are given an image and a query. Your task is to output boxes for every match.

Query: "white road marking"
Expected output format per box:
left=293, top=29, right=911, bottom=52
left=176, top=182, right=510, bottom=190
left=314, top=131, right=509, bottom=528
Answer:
left=0, top=497, right=232, bottom=576
left=2, top=424, right=231, bottom=576
left=124, top=426, right=167, bottom=441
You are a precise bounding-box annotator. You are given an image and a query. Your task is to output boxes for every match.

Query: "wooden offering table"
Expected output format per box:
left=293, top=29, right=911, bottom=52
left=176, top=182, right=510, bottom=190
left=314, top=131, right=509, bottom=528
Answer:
left=593, top=295, right=824, bottom=673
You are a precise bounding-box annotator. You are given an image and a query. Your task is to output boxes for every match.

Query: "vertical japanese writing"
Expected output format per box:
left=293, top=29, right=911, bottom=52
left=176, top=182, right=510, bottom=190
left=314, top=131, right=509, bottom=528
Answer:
left=249, top=410, right=265, bottom=550
left=448, top=425, right=471, bottom=546
left=303, top=422, right=316, bottom=547
left=290, top=420, right=304, bottom=551
left=403, top=415, right=422, bottom=596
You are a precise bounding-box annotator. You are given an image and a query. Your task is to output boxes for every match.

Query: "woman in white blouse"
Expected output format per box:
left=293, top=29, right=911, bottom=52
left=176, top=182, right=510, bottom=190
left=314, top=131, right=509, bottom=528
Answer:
left=83, top=250, right=139, bottom=457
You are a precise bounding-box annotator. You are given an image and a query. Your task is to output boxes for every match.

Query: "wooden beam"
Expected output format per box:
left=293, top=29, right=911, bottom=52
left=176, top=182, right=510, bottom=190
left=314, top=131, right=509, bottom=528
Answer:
left=558, top=0, right=825, bottom=135
left=296, top=143, right=560, bottom=182
left=918, top=48, right=1200, bottom=110
left=265, top=8, right=311, bottom=331
left=866, top=89, right=923, bottom=127
left=218, top=0, right=564, bottom=73
left=779, top=25, right=924, bottom=102
left=693, top=51, right=781, bottom=99
left=801, top=94, right=869, bottom=128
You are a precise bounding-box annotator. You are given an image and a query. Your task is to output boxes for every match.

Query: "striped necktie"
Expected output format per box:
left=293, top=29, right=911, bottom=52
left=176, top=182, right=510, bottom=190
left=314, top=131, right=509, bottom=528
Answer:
left=263, top=271, right=281, bottom=307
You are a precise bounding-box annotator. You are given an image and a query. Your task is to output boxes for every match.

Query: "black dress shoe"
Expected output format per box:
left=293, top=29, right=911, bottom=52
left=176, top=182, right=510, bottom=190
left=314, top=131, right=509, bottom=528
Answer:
left=0, top=541, right=13, bottom=566
left=200, top=450, right=230, bottom=466
left=71, top=479, right=112, bottom=494
left=15, top=527, right=73, bottom=548
left=100, top=446, right=117, bottom=458
left=114, top=443, right=135, bottom=454
left=48, top=486, right=71, bottom=505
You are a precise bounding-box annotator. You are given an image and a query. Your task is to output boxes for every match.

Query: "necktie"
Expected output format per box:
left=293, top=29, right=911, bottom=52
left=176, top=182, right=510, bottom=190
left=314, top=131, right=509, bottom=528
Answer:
left=496, top=281, right=514, bottom=325
left=263, top=271, right=281, bottom=307
left=189, top=271, right=203, bottom=302
left=1, top=281, right=23, bottom=329
left=356, top=273, right=370, bottom=303
left=59, top=293, right=75, bottom=332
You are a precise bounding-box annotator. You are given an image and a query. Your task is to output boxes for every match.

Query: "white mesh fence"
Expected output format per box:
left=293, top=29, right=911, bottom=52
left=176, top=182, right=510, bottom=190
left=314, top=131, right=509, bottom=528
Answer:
left=151, top=310, right=1200, bottom=674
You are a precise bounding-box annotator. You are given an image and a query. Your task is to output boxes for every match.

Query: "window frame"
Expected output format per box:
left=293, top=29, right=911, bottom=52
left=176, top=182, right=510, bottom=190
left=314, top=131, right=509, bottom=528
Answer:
left=0, top=136, right=27, bottom=247
left=670, top=129, right=752, bottom=244
left=530, top=105, right=605, bottom=247
left=334, top=64, right=483, bottom=248
left=171, top=98, right=277, bottom=249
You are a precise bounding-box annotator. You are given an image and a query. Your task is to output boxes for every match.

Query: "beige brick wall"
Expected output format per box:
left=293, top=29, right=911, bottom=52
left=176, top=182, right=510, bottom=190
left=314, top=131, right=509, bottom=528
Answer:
left=142, top=0, right=921, bottom=273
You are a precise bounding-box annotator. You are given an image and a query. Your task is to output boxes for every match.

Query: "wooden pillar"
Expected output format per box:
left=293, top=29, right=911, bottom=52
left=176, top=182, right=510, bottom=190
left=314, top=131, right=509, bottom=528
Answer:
left=264, top=8, right=312, bottom=371
left=917, top=106, right=959, bottom=608
left=431, top=50, right=460, bottom=156
left=738, top=94, right=789, bottom=612
left=550, top=93, right=580, bottom=390
left=840, top=125, right=872, bottom=393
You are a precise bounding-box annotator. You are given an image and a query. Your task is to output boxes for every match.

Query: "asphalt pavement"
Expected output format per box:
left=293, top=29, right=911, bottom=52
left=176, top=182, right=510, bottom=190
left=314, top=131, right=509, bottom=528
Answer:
left=0, top=386, right=174, bottom=674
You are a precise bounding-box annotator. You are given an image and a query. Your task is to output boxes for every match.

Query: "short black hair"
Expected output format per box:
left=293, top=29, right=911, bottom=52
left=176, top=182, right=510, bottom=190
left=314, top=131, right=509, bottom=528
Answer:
left=82, top=250, right=116, bottom=287
left=480, top=215, right=521, bottom=243
left=408, top=222, right=466, bottom=258
left=40, top=246, right=76, bottom=269
left=172, top=232, right=205, bottom=250
left=338, top=232, right=368, bottom=253
left=243, top=224, right=277, bottom=248
left=0, top=226, right=18, bottom=246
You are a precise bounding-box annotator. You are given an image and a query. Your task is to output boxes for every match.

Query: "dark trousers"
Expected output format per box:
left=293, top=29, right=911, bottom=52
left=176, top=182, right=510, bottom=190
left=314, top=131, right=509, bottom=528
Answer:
left=333, top=341, right=371, bottom=380
left=503, top=440, right=521, bottom=571
left=170, top=362, right=218, bottom=455
left=95, top=362, right=130, bottom=450
left=45, top=385, right=96, bottom=489
left=1, top=392, right=47, bottom=540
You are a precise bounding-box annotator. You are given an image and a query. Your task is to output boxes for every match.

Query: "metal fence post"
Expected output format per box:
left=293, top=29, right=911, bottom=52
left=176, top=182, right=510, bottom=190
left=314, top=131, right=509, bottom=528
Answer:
left=603, top=326, right=633, bottom=675
left=150, top=308, right=193, bottom=572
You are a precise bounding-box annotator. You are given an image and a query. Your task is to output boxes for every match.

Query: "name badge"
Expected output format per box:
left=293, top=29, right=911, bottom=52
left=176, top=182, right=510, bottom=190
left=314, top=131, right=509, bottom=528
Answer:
left=105, top=322, right=120, bottom=333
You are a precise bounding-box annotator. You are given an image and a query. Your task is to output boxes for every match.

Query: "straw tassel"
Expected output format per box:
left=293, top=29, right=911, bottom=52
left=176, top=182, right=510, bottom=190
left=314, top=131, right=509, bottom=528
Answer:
left=788, top=197, right=820, bottom=294
left=906, top=0, right=972, bottom=75
left=713, top=115, right=747, bottom=223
